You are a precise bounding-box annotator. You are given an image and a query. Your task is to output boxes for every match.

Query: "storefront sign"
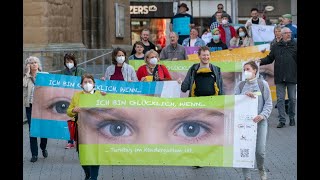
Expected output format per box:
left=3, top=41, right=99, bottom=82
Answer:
left=130, top=2, right=173, bottom=18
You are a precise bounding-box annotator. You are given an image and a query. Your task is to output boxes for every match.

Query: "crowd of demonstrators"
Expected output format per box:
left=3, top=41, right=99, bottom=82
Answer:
left=137, top=49, right=172, bottom=81
left=235, top=61, right=272, bottom=180
left=67, top=73, right=106, bottom=180
left=182, top=27, right=206, bottom=47
left=257, top=27, right=297, bottom=128
left=206, top=28, right=228, bottom=51
left=56, top=53, right=86, bottom=149
left=160, top=32, right=188, bottom=60
left=23, top=56, right=48, bottom=163
left=128, top=41, right=145, bottom=60
left=131, top=29, right=156, bottom=55
left=211, top=3, right=232, bottom=24
left=102, top=47, right=138, bottom=82
left=170, top=3, right=195, bottom=45
left=245, top=8, right=266, bottom=38
left=230, top=26, right=254, bottom=48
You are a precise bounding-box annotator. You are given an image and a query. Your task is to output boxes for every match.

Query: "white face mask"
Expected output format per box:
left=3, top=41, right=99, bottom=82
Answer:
left=83, top=83, right=94, bottom=92
left=244, top=71, right=253, bottom=80
left=239, top=32, right=245, bottom=37
left=149, top=57, right=158, bottom=65
left=222, top=19, right=228, bottom=25
left=116, top=56, right=125, bottom=64
left=66, top=63, right=74, bottom=69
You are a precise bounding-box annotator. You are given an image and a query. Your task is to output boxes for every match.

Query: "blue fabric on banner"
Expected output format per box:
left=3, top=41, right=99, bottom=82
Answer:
left=30, top=118, right=70, bottom=140
left=35, top=73, right=159, bottom=95
left=32, top=73, right=171, bottom=139
left=173, top=17, right=191, bottom=36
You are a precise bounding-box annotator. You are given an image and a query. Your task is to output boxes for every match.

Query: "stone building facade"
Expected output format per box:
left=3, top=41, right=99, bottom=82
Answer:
left=24, top=0, right=131, bottom=51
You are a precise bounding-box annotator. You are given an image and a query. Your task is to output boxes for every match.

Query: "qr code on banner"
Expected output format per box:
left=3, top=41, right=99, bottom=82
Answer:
left=240, top=149, right=249, bottom=157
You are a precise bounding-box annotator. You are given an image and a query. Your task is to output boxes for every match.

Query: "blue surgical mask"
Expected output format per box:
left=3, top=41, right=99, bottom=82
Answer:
left=212, top=35, right=220, bottom=41
left=239, top=32, right=245, bottom=37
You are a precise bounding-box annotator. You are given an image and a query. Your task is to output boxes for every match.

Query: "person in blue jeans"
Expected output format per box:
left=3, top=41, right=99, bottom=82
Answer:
left=23, top=56, right=48, bottom=163
left=234, top=61, right=273, bottom=180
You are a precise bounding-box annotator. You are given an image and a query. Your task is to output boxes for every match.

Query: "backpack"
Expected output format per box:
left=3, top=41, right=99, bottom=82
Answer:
left=239, top=79, right=265, bottom=102
left=191, top=64, right=219, bottom=96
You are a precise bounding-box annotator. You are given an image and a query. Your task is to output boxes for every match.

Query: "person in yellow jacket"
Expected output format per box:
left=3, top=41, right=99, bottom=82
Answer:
left=67, top=73, right=106, bottom=180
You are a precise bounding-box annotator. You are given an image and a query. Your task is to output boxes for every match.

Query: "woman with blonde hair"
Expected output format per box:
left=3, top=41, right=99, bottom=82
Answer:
left=23, top=56, right=48, bottom=162
left=136, top=49, right=172, bottom=81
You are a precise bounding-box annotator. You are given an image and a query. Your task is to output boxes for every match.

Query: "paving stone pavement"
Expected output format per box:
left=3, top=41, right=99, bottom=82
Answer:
left=23, top=105, right=297, bottom=180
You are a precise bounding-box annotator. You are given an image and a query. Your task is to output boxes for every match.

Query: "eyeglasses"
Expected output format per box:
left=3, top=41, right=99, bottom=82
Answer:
left=283, top=32, right=292, bottom=34
left=218, top=7, right=223, bottom=9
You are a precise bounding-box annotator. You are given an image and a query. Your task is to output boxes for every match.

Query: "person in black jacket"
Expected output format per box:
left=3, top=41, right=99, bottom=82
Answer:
left=131, top=29, right=156, bottom=55
left=181, top=46, right=224, bottom=97
left=257, top=27, right=297, bottom=128
left=206, top=28, right=228, bottom=52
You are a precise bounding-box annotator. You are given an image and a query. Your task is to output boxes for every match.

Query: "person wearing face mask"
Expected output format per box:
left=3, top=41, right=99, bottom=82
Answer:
left=57, top=53, right=86, bottom=149
left=217, top=13, right=236, bottom=48
left=58, top=53, right=86, bottom=76
left=234, top=61, right=272, bottom=180
left=67, top=73, right=106, bottom=180
left=206, top=28, right=228, bottom=52
left=137, top=49, right=172, bottom=81
left=230, top=26, right=254, bottom=48
left=245, top=8, right=266, bottom=38
left=102, top=47, right=138, bottom=81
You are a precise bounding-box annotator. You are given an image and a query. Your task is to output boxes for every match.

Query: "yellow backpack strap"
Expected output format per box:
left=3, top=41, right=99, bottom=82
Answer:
left=214, top=82, right=219, bottom=95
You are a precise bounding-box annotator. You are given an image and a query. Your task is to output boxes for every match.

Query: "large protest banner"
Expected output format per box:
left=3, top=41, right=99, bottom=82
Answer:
left=30, top=73, right=180, bottom=140
left=175, top=44, right=277, bottom=100
left=78, top=93, right=258, bottom=168
left=130, top=60, right=243, bottom=97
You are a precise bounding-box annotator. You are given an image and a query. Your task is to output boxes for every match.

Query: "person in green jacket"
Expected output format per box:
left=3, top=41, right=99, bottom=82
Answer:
left=59, top=53, right=86, bottom=76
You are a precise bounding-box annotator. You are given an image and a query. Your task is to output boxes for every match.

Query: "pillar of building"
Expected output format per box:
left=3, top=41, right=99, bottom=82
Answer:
left=291, top=0, right=297, bottom=24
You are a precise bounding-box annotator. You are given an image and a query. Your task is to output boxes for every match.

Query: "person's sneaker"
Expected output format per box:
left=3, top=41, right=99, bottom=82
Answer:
left=65, top=143, right=75, bottom=149
left=277, top=122, right=285, bottom=128
left=30, top=156, right=38, bottom=162
left=259, top=170, right=267, bottom=180
left=42, top=150, right=48, bottom=158
left=289, top=118, right=295, bottom=126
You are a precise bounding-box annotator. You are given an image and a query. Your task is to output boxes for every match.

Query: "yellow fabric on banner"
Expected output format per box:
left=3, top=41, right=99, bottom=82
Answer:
left=186, top=51, right=269, bottom=62
left=186, top=46, right=270, bottom=62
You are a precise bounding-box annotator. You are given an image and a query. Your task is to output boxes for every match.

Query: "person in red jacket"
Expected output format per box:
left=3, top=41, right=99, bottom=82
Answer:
left=218, top=13, right=236, bottom=48
left=136, top=49, right=172, bottom=81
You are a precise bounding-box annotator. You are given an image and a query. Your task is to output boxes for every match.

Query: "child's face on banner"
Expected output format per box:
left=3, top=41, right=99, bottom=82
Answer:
left=32, top=87, right=77, bottom=120
left=78, top=108, right=225, bottom=145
